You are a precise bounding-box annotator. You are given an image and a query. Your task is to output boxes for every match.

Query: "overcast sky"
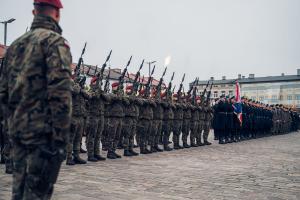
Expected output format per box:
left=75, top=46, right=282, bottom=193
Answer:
left=1, top=0, right=300, bottom=88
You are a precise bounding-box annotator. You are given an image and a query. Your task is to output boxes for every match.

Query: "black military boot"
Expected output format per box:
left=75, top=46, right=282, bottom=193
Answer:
left=73, top=153, right=87, bottom=164
left=141, top=147, right=152, bottom=154
left=94, top=154, right=106, bottom=161
left=164, top=144, right=173, bottom=151
left=197, top=137, right=205, bottom=146
left=66, top=157, right=75, bottom=165
left=129, top=149, right=139, bottom=156
left=107, top=151, right=117, bottom=159
left=5, top=160, right=13, bottom=174
left=183, top=142, right=190, bottom=148
left=87, top=156, right=98, bottom=162
left=150, top=146, right=158, bottom=153
left=219, top=136, right=225, bottom=144
left=124, top=150, right=133, bottom=157
left=173, top=140, right=180, bottom=150
left=204, top=141, right=212, bottom=145
left=190, top=138, right=198, bottom=147
left=154, top=145, right=164, bottom=152
left=113, top=151, right=122, bottom=158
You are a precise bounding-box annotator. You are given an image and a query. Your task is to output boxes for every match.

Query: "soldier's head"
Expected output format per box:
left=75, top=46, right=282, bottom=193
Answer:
left=33, top=0, right=63, bottom=23
left=111, top=82, right=119, bottom=94
left=125, top=85, right=133, bottom=95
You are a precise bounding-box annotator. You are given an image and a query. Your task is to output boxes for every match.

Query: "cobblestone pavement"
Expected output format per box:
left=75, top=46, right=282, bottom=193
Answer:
left=1, top=131, right=300, bottom=200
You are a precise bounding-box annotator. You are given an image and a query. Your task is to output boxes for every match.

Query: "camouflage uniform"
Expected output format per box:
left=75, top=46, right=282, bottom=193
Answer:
left=197, top=105, right=205, bottom=146
left=105, top=94, right=124, bottom=159
left=137, top=99, right=154, bottom=154
left=173, top=102, right=184, bottom=149
left=0, top=15, right=72, bottom=200
left=182, top=103, right=192, bottom=148
left=86, top=90, right=107, bottom=161
left=2, top=119, right=13, bottom=173
left=190, top=105, right=199, bottom=147
left=162, top=101, right=174, bottom=151
left=151, top=99, right=164, bottom=152
left=203, top=103, right=213, bottom=145
left=66, top=80, right=88, bottom=165
left=122, top=96, right=140, bottom=156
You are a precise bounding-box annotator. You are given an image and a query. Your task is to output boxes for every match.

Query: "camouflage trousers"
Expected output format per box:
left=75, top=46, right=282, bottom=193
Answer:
left=12, top=141, right=64, bottom=200
left=150, top=119, right=163, bottom=148
left=2, top=120, right=13, bottom=170
left=172, top=119, right=183, bottom=146
left=198, top=120, right=205, bottom=143
left=190, top=121, right=199, bottom=145
left=137, top=119, right=152, bottom=150
left=182, top=119, right=191, bottom=145
left=86, top=115, right=104, bottom=157
left=202, top=121, right=211, bottom=142
left=122, top=117, right=136, bottom=150
left=66, top=116, right=83, bottom=159
left=106, top=117, right=122, bottom=152
left=162, top=120, right=173, bottom=145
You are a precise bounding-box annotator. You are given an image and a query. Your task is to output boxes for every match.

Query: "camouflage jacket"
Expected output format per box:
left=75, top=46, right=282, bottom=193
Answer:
left=139, top=99, right=154, bottom=120
left=153, top=99, right=164, bottom=120
left=0, top=15, right=72, bottom=145
left=105, top=94, right=124, bottom=118
left=72, top=81, right=89, bottom=117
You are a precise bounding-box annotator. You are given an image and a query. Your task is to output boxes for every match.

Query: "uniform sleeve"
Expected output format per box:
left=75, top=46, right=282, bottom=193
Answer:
left=0, top=57, right=8, bottom=120
left=46, top=37, right=72, bottom=146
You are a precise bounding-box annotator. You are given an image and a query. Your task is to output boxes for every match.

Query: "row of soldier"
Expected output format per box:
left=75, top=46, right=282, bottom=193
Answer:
left=66, top=51, right=215, bottom=165
left=213, top=96, right=300, bottom=144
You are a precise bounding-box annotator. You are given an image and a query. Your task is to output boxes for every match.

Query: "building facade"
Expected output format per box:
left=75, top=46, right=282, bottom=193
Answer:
left=195, top=70, right=300, bottom=108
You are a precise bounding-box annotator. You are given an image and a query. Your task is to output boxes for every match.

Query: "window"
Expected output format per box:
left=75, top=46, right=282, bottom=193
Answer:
left=229, top=90, right=233, bottom=97
left=213, top=91, right=218, bottom=98
left=279, top=95, right=283, bottom=100
left=259, top=96, right=264, bottom=101
left=251, top=96, right=256, bottom=100
left=272, top=95, right=277, bottom=100
left=295, top=94, right=300, bottom=100
left=221, top=91, right=225, bottom=96
left=287, top=95, right=293, bottom=100
left=221, top=84, right=225, bottom=88
left=213, top=85, right=218, bottom=88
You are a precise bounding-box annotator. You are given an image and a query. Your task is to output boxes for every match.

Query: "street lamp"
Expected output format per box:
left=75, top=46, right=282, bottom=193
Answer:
left=1, top=18, right=16, bottom=46
left=146, top=60, right=156, bottom=76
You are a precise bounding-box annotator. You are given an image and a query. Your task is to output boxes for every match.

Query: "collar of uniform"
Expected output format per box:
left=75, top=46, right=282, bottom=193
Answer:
left=31, top=14, right=62, bottom=34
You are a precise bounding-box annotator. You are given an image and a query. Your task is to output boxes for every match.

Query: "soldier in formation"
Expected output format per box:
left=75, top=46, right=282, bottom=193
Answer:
left=213, top=96, right=300, bottom=144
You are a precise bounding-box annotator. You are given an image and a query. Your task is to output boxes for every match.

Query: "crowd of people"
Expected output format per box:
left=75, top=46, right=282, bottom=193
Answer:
left=213, top=96, right=300, bottom=144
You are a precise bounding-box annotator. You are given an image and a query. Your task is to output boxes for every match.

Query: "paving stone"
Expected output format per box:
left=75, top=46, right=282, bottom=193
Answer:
left=0, top=131, right=300, bottom=200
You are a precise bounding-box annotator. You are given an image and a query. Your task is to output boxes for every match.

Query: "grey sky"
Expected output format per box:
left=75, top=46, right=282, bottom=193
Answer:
left=1, top=0, right=300, bottom=88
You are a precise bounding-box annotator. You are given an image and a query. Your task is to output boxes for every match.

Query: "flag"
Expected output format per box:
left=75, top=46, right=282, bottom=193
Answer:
left=233, top=80, right=243, bottom=125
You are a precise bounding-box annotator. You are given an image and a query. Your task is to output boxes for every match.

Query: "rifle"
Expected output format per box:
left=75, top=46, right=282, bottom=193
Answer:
left=74, top=42, right=87, bottom=78
left=132, top=60, right=144, bottom=95
left=172, top=85, right=176, bottom=94
left=138, top=75, right=145, bottom=96
left=117, top=56, right=132, bottom=95
left=104, top=67, right=111, bottom=93
left=144, top=65, right=156, bottom=98
left=177, top=73, right=185, bottom=101
left=166, top=72, right=175, bottom=101
left=155, top=67, right=167, bottom=99
left=187, top=77, right=198, bottom=99
left=205, top=82, right=214, bottom=103
left=94, top=50, right=112, bottom=91
left=200, top=80, right=210, bottom=103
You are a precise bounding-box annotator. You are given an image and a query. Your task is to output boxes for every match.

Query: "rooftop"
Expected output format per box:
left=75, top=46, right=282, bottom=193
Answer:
left=195, top=71, right=300, bottom=85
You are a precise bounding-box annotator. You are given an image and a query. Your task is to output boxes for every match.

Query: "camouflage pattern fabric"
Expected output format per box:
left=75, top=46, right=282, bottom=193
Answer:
left=0, top=15, right=72, bottom=200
